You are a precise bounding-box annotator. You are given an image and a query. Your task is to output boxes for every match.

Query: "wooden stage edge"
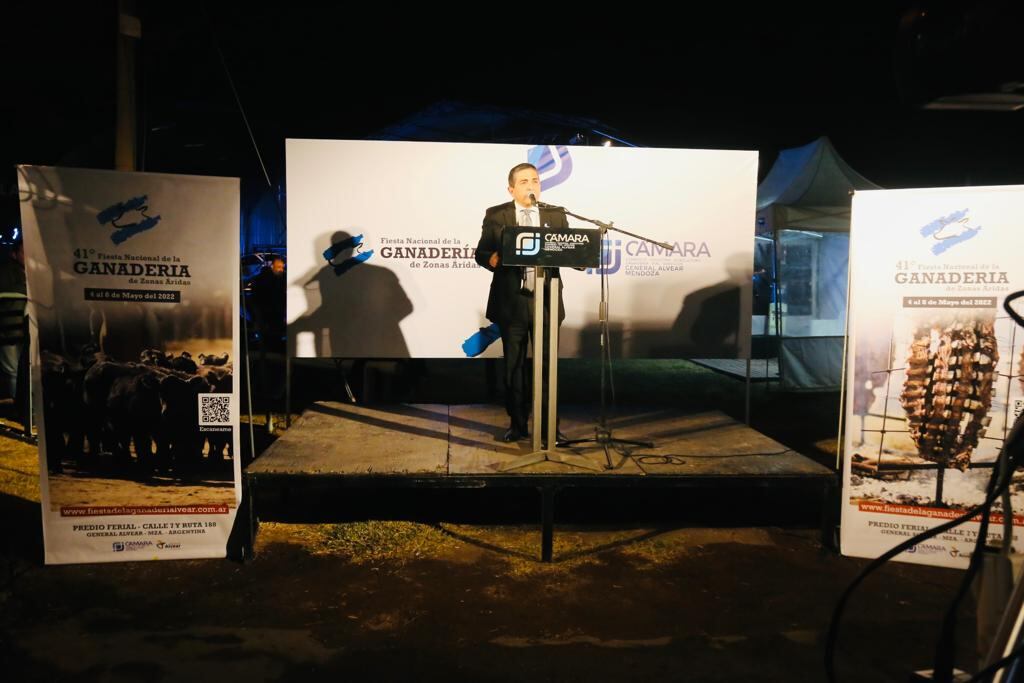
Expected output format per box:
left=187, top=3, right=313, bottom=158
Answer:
left=244, top=403, right=838, bottom=561
left=247, top=401, right=834, bottom=483
left=249, top=402, right=834, bottom=480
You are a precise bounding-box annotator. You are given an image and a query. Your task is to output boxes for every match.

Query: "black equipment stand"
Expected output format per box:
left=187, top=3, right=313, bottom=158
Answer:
left=548, top=207, right=672, bottom=469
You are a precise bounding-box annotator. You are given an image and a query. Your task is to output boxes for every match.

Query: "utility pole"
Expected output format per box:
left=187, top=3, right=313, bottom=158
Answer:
left=115, top=0, right=140, bottom=171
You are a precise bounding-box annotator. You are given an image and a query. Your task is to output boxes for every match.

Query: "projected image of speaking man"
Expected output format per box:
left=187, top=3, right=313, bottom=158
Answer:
left=474, top=163, right=568, bottom=444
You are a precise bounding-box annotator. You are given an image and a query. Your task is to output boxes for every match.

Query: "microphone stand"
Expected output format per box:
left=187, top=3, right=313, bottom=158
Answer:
left=538, top=200, right=672, bottom=469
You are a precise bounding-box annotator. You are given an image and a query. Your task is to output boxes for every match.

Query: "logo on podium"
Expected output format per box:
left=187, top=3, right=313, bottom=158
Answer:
left=503, top=226, right=600, bottom=268
left=515, top=232, right=541, bottom=256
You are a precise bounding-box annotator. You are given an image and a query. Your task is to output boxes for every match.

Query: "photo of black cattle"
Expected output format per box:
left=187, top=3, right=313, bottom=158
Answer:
left=27, top=254, right=238, bottom=502
left=42, top=343, right=234, bottom=483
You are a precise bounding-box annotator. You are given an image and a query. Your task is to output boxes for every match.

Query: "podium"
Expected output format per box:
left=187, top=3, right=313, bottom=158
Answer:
left=498, top=226, right=601, bottom=471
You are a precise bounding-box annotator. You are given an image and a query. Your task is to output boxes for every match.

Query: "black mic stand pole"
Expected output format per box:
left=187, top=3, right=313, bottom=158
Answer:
left=542, top=202, right=672, bottom=469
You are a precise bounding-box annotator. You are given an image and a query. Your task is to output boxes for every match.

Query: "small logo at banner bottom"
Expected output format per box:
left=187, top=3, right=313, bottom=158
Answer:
left=906, top=543, right=945, bottom=556
left=111, top=540, right=155, bottom=552
left=155, top=540, right=182, bottom=550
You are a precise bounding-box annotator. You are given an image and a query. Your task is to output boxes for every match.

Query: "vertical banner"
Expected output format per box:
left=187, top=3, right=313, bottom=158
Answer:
left=842, top=185, right=1024, bottom=568
left=18, top=166, right=240, bottom=564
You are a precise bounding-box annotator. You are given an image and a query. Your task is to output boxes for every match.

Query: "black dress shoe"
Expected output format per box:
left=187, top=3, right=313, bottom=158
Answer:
left=539, top=429, right=569, bottom=442
left=503, top=427, right=525, bottom=442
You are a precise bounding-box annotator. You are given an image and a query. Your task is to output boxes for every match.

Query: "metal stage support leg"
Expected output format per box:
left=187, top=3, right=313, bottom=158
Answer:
left=285, top=352, right=292, bottom=429
left=821, top=476, right=840, bottom=551
left=745, top=358, right=752, bottom=426
left=500, top=269, right=602, bottom=473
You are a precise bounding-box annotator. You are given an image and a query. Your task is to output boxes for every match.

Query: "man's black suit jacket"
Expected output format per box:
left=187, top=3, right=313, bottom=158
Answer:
left=474, top=201, right=569, bottom=326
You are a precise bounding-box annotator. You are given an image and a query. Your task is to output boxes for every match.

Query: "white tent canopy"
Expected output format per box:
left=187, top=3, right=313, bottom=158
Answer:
left=757, top=136, right=881, bottom=232
left=755, top=137, right=880, bottom=390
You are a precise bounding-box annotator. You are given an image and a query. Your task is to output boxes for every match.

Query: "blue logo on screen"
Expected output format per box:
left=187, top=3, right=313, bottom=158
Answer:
left=323, top=233, right=374, bottom=276
left=528, top=145, right=573, bottom=192
left=587, top=239, right=622, bottom=275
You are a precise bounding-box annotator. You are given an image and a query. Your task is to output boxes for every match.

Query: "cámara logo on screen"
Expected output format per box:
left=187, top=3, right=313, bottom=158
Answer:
left=587, top=239, right=711, bottom=277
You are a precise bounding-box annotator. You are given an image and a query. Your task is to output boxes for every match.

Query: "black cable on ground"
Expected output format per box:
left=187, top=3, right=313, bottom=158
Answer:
left=965, top=641, right=1024, bottom=683
left=825, top=415, right=1024, bottom=682
left=827, top=291, right=1024, bottom=682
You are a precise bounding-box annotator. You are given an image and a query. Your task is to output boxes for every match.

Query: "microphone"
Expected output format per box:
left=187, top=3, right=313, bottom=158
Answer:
left=529, top=193, right=562, bottom=210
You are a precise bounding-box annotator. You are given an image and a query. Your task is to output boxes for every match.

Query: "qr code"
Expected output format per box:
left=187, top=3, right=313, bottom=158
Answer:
left=199, top=395, right=232, bottom=425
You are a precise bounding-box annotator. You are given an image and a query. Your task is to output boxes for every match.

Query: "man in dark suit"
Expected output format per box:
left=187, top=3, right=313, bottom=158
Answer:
left=475, top=163, right=569, bottom=443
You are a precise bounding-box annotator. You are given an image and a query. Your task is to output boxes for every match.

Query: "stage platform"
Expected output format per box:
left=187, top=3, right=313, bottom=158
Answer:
left=246, top=402, right=835, bottom=559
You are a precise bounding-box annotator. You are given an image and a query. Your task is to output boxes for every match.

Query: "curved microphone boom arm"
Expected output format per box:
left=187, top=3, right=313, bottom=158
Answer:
left=528, top=194, right=672, bottom=251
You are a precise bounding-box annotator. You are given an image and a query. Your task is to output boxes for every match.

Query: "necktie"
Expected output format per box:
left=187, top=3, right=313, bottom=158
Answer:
left=520, top=209, right=535, bottom=294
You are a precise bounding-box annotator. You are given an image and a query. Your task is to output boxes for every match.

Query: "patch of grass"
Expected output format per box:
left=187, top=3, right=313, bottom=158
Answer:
left=617, top=534, right=693, bottom=566
left=0, top=434, right=41, bottom=503
left=257, top=521, right=707, bottom=577
left=259, top=521, right=459, bottom=564
left=339, top=521, right=614, bottom=577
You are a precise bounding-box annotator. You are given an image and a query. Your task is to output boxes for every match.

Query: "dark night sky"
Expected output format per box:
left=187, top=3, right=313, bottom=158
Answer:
left=3, top=2, right=1023, bottom=231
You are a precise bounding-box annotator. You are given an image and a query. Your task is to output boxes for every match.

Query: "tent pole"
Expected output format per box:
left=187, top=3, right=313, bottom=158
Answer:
left=745, top=358, right=751, bottom=425
left=772, top=220, right=783, bottom=388
left=836, top=220, right=855, bottom=471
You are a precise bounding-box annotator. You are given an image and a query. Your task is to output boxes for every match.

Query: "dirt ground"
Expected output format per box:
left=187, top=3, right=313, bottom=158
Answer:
left=0, top=414, right=982, bottom=682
